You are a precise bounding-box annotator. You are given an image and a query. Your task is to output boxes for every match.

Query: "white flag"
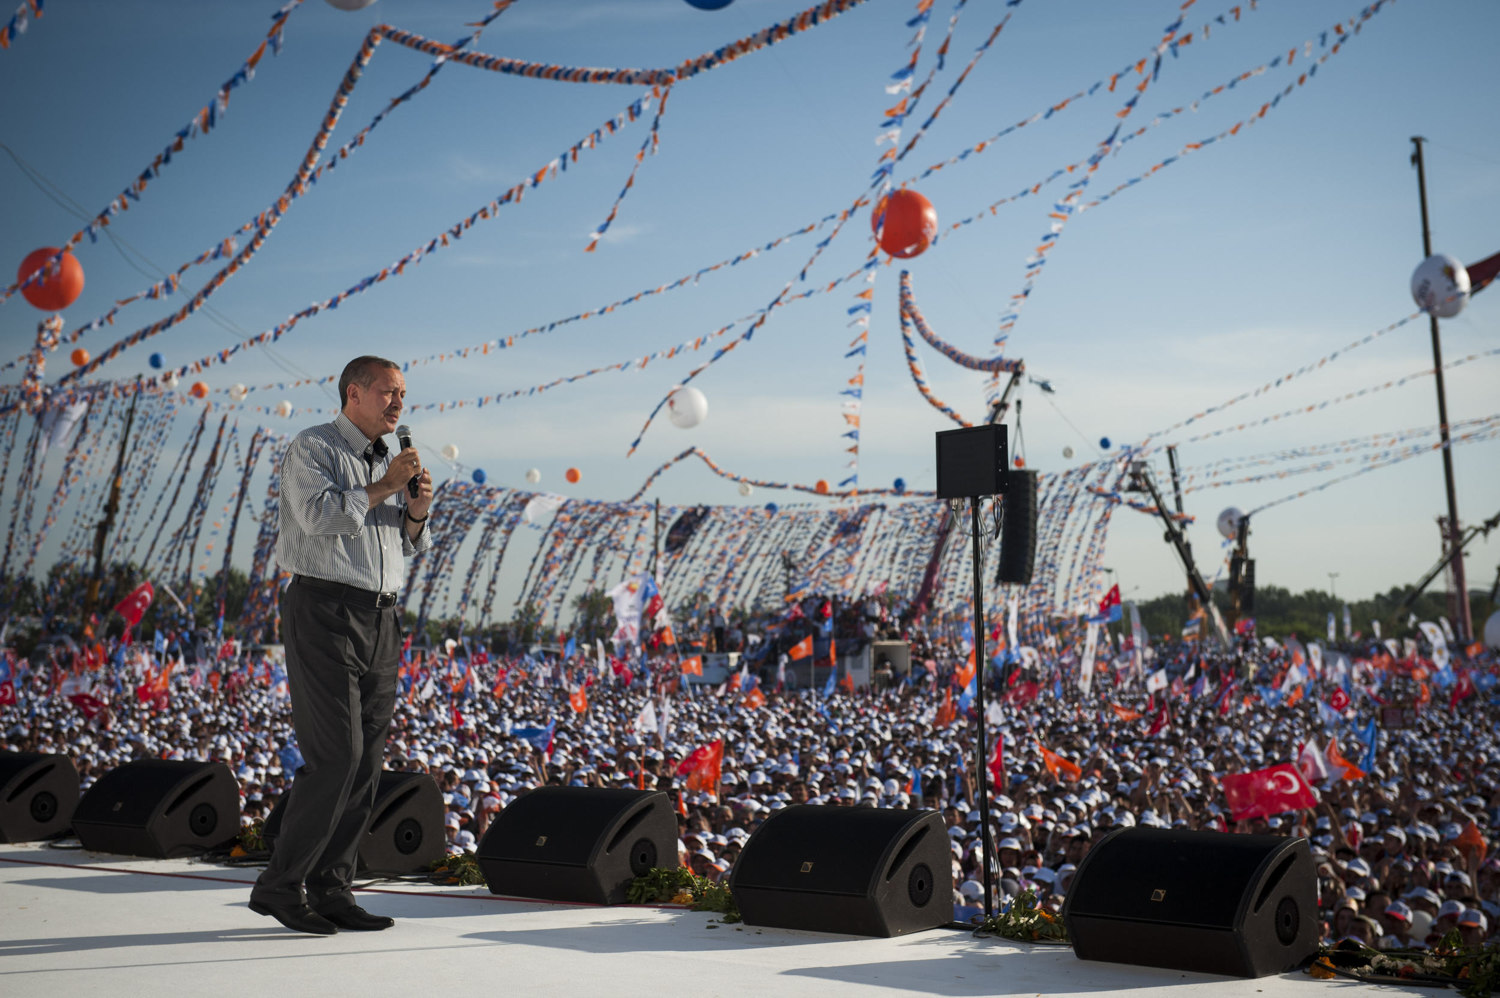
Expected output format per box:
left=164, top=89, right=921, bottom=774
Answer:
left=634, top=699, right=657, bottom=735
left=1078, top=622, right=1098, bottom=695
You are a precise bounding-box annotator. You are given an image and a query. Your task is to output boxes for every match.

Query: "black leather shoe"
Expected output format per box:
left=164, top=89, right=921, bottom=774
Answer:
left=316, top=904, right=394, bottom=931
left=249, top=899, right=338, bottom=935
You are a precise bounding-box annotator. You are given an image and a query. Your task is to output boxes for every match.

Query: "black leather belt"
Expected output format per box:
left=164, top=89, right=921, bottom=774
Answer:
left=293, top=574, right=399, bottom=609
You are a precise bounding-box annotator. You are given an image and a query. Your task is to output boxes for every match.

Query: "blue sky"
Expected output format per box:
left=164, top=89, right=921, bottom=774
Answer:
left=2, top=0, right=1497, bottom=611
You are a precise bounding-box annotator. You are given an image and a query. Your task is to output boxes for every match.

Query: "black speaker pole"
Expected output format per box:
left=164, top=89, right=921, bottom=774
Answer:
left=969, top=498, right=995, bottom=917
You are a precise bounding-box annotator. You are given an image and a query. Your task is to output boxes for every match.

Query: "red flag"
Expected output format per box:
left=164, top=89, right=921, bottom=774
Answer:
left=727, top=670, right=743, bottom=693
left=451, top=703, right=466, bottom=730
left=742, top=687, right=766, bottom=710
left=1037, top=742, right=1081, bottom=783
left=788, top=636, right=813, bottom=661
left=1328, top=688, right=1351, bottom=712
left=1146, top=703, right=1171, bottom=737
left=987, top=734, right=1005, bottom=789
left=112, top=581, right=154, bottom=633
left=1221, top=763, right=1318, bottom=821
left=676, top=739, right=723, bottom=795
left=1098, top=583, right=1121, bottom=618
left=68, top=693, right=107, bottom=719
left=0, top=680, right=14, bottom=705
left=1449, top=669, right=1475, bottom=711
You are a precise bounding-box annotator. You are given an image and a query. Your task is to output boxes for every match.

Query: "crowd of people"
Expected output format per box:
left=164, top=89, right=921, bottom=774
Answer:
left=3, top=610, right=1497, bottom=951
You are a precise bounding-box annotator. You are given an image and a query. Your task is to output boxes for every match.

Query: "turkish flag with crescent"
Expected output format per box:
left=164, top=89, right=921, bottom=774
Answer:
left=1221, top=763, right=1318, bottom=821
left=113, top=582, right=154, bottom=631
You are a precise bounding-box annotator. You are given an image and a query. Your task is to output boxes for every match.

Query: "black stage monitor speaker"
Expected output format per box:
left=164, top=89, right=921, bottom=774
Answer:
left=936, top=424, right=1008, bottom=499
left=995, top=468, right=1037, bottom=586
left=264, top=770, right=445, bottom=876
left=475, top=787, right=675, bottom=904
left=1062, top=826, right=1318, bottom=978
left=729, top=804, right=949, bottom=937
left=0, top=751, right=79, bottom=842
left=72, top=759, right=240, bottom=858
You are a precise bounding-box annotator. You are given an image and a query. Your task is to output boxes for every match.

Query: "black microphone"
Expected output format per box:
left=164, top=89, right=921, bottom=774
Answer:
left=395, top=424, right=420, bottom=498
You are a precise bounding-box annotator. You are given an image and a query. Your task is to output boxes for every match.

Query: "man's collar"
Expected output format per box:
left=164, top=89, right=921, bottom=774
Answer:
left=334, top=410, right=385, bottom=456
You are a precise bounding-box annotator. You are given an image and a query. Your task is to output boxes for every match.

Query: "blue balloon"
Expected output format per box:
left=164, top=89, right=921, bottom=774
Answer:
left=893, top=477, right=906, bottom=494
left=1099, top=437, right=1111, bottom=450
left=149, top=352, right=164, bottom=369
left=684, top=0, right=734, bottom=8
left=764, top=502, right=778, bottom=515
left=471, top=468, right=487, bottom=484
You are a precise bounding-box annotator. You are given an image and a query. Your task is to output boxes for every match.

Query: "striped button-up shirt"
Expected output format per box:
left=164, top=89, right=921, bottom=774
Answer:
left=275, top=411, right=430, bottom=592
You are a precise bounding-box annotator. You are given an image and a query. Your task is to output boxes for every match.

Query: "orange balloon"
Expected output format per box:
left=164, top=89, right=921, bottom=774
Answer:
left=189, top=381, right=209, bottom=399
left=815, top=479, right=829, bottom=495
left=17, top=247, right=85, bottom=312
left=1013, top=457, right=1025, bottom=468
left=70, top=348, right=90, bottom=367
left=565, top=467, right=581, bottom=484
left=871, top=189, right=937, bottom=259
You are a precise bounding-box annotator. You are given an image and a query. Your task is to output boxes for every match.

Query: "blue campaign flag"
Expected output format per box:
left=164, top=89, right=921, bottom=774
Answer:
left=822, top=669, right=837, bottom=698
left=278, top=741, right=305, bottom=775
left=153, top=630, right=168, bottom=655
left=563, top=636, right=577, bottom=659
left=1357, top=718, right=1378, bottom=775
left=513, top=720, right=557, bottom=754
left=909, top=768, right=922, bottom=802
left=1316, top=699, right=1343, bottom=730
left=1257, top=685, right=1283, bottom=709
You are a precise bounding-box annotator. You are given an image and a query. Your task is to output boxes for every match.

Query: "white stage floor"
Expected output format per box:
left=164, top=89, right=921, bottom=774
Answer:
left=1, top=843, right=1413, bottom=998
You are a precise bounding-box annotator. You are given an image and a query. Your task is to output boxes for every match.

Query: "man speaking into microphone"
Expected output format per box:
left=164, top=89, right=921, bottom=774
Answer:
left=250, top=355, right=433, bottom=935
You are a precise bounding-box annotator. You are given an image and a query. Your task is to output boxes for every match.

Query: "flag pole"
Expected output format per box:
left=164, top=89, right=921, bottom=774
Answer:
left=1410, top=136, right=1472, bottom=644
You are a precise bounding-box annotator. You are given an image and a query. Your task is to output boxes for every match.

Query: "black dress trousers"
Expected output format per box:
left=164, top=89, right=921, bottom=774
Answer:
left=252, top=578, right=400, bottom=910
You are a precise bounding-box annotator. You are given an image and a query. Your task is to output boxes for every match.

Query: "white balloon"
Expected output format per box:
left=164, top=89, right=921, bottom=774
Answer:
left=275, top=400, right=293, bottom=418
left=525, top=468, right=541, bottom=484
left=1411, top=254, right=1470, bottom=318
left=1216, top=506, right=1244, bottom=541
left=1062, top=446, right=1074, bottom=459
left=229, top=383, right=248, bottom=402
left=1485, top=610, right=1500, bottom=650
left=441, top=443, right=460, bottom=463
left=738, top=481, right=753, bottom=497
left=667, top=386, right=709, bottom=429
left=324, top=0, right=378, bottom=10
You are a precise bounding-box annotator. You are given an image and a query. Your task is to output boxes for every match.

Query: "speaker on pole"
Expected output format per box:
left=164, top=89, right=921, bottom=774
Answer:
left=995, top=469, right=1037, bottom=585
left=475, top=787, right=675, bottom=904
left=729, top=804, right=949, bottom=937
left=263, top=769, right=445, bottom=875
left=0, top=751, right=79, bottom=843
left=1062, top=827, right=1318, bottom=978
left=72, top=759, right=240, bottom=858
